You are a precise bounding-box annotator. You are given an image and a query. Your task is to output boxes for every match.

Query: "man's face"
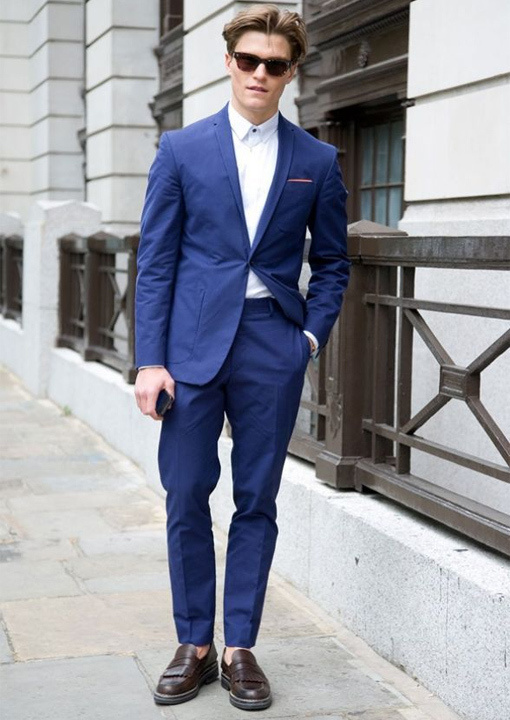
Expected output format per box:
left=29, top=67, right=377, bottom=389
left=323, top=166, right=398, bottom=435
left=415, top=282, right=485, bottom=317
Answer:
left=225, top=31, right=297, bottom=123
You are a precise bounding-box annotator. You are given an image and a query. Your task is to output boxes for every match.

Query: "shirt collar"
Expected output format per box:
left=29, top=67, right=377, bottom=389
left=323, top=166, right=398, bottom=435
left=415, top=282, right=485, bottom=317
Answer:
left=228, top=102, right=279, bottom=145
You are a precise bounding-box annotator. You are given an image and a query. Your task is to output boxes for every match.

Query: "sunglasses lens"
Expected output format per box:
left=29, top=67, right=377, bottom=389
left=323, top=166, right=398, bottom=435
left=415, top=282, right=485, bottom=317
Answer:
left=235, top=54, right=259, bottom=72
left=234, top=53, right=290, bottom=77
left=266, top=61, right=289, bottom=77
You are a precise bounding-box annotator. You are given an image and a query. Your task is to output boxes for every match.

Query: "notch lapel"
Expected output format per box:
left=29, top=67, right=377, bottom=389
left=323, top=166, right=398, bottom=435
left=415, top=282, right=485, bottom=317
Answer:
left=250, top=115, right=294, bottom=257
left=213, top=105, right=251, bottom=254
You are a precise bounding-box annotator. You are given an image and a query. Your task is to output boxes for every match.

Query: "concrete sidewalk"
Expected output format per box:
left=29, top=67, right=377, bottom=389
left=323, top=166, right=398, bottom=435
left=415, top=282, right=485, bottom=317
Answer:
left=0, top=367, right=462, bottom=720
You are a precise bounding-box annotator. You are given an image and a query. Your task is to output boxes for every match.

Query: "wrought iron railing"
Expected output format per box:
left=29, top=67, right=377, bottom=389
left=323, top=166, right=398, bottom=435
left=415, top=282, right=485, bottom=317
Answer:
left=290, top=220, right=510, bottom=557
left=0, top=235, right=23, bottom=323
left=58, top=232, right=138, bottom=383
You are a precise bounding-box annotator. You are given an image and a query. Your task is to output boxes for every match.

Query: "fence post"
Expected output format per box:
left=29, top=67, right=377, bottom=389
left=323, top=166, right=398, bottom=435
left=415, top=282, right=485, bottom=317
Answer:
left=315, top=220, right=407, bottom=489
left=22, top=201, right=101, bottom=396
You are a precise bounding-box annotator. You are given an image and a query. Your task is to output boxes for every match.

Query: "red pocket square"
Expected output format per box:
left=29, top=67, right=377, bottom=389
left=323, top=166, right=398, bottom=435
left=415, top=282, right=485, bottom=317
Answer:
left=287, top=178, right=313, bottom=183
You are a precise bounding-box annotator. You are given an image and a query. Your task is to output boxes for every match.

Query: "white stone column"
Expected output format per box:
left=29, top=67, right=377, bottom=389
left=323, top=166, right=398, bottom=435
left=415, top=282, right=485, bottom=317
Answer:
left=0, top=2, right=31, bottom=218
left=183, top=1, right=302, bottom=126
left=29, top=0, right=86, bottom=205
left=85, top=0, right=159, bottom=234
left=21, top=199, right=101, bottom=396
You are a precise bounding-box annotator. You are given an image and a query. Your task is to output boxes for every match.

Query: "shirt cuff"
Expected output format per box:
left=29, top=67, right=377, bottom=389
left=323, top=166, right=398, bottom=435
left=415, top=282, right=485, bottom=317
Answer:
left=138, top=365, right=164, bottom=370
left=303, top=330, right=319, bottom=359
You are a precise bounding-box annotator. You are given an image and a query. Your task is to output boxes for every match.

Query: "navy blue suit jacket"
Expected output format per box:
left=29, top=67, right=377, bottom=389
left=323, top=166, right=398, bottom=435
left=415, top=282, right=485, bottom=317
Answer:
left=135, top=104, right=349, bottom=386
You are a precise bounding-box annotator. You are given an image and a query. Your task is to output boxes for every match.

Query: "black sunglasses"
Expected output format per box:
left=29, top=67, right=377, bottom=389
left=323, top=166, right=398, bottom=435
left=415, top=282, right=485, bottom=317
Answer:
left=231, top=52, right=293, bottom=77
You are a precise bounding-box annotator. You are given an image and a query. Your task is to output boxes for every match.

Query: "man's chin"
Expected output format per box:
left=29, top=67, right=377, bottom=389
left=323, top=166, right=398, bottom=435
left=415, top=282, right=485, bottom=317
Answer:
left=243, top=96, right=273, bottom=112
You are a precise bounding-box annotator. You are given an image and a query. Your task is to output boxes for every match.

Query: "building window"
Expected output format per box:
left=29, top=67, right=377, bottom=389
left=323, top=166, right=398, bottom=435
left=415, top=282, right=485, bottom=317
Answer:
left=160, top=0, right=183, bottom=36
left=358, top=118, right=404, bottom=229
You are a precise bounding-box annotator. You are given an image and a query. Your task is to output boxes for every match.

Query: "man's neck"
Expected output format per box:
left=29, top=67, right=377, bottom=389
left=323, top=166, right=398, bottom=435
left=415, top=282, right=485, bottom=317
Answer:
left=229, top=99, right=279, bottom=126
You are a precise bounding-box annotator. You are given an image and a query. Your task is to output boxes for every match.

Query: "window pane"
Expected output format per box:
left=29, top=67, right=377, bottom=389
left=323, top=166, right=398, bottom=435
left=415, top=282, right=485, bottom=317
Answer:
left=374, top=188, right=387, bottom=225
left=375, top=124, right=390, bottom=184
left=361, top=127, right=374, bottom=185
left=388, top=187, right=403, bottom=229
left=389, top=120, right=404, bottom=183
left=360, top=190, right=372, bottom=220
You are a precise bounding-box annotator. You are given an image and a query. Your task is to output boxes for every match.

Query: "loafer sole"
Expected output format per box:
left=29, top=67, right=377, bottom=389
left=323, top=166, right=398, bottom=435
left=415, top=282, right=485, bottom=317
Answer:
left=221, top=672, right=272, bottom=711
left=154, top=662, right=218, bottom=705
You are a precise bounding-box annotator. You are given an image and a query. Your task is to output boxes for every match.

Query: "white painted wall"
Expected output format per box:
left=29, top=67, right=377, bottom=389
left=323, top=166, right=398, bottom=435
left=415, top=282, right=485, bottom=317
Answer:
left=408, top=0, right=510, bottom=98
left=405, top=83, right=510, bottom=202
left=403, top=0, right=510, bottom=223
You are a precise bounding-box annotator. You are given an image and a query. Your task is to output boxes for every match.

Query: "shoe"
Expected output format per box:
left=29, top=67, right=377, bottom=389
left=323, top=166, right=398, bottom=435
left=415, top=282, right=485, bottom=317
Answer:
left=221, top=648, right=272, bottom=710
left=153, top=642, right=218, bottom=705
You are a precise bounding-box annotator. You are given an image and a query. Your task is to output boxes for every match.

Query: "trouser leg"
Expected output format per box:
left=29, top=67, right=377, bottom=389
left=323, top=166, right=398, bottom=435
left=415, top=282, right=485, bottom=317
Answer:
left=223, top=299, right=309, bottom=647
left=158, top=373, right=226, bottom=646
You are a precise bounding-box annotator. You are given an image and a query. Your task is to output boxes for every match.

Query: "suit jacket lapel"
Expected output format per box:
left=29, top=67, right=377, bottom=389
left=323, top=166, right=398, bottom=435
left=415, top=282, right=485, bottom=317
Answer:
left=213, top=105, right=250, bottom=254
left=250, top=114, right=294, bottom=257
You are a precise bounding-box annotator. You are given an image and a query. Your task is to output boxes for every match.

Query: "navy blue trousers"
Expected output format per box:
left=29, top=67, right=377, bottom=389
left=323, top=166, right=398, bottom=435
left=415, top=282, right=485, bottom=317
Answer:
left=158, top=298, right=309, bottom=648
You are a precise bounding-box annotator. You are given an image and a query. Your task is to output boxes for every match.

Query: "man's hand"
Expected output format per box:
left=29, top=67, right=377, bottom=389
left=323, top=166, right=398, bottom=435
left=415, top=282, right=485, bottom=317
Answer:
left=135, top=367, right=175, bottom=421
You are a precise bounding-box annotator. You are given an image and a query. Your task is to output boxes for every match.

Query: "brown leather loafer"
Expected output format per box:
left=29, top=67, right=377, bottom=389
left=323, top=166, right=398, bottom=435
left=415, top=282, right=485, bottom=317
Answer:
left=154, top=642, right=218, bottom=705
left=221, top=648, right=272, bottom=710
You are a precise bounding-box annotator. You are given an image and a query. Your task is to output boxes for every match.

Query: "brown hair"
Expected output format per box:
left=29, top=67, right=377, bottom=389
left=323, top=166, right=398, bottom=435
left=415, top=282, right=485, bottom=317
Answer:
left=222, top=4, right=308, bottom=63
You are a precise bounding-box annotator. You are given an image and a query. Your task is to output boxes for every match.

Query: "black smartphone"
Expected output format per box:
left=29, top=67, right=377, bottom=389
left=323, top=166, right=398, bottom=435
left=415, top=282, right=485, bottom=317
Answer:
left=156, top=389, right=174, bottom=416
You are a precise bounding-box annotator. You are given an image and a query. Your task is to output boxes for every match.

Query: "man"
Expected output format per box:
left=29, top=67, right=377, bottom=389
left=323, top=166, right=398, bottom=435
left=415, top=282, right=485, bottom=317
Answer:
left=134, top=3, right=349, bottom=711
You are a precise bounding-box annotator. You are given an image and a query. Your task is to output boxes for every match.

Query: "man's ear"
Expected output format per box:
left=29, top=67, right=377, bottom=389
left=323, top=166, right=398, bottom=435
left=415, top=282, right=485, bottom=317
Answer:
left=225, top=53, right=232, bottom=75
left=286, top=64, right=298, bottom=84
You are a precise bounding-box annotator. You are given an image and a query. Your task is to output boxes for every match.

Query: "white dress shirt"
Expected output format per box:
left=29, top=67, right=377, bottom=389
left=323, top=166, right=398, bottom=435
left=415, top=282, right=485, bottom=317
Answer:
left=228, top=103, right=278, bottom=299
left=228, top=103, right=318, bottom=353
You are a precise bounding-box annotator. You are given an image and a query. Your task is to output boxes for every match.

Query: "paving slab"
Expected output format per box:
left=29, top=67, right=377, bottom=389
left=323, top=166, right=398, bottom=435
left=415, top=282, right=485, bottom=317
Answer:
left=63, top=553, right=169, bottom=582
left=0, top=458, right=115, bottom=484
left=77, top=530, right=168, bottom=557
left=25, top=471, right=144, bottom=494
left=12, top=507, right=115, bottom=541
left=0, top=560, right=82, bottom=601
left=0, top=477, right=31, bottom=498
left=255, top=582, right=337, bottom=639
left=99, top=497, right=166, bottom=530
left=0, top=620, right=13, bottom=663
left=0, top=538, right=79, bottom=563
left=7, top=490, right=147, bottom=514
left=64, top=551, right=170, bottom=594
left=82, top=571, right=171, bottom=594
left=0, top=512, right=27, bottom=542
left=0, top=655, right=165, bottom=720
left=0, top=590, right=174, bottom=660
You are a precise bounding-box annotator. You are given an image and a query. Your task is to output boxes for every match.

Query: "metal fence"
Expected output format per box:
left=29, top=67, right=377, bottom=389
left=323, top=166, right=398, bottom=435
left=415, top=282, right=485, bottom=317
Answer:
left=0, top=234, right=23, bottom=323
left=290, top=220, right=510, bottom=557
left=58, top=232, right=138, bottom=383
left=55, top=223, right=509, bottom=556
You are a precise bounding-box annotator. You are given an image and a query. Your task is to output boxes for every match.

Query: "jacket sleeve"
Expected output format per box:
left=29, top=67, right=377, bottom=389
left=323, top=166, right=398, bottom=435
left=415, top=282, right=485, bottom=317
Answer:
left=304, top=150, right=350, bottom=351
left=135, top=133, right=183, bottom=368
